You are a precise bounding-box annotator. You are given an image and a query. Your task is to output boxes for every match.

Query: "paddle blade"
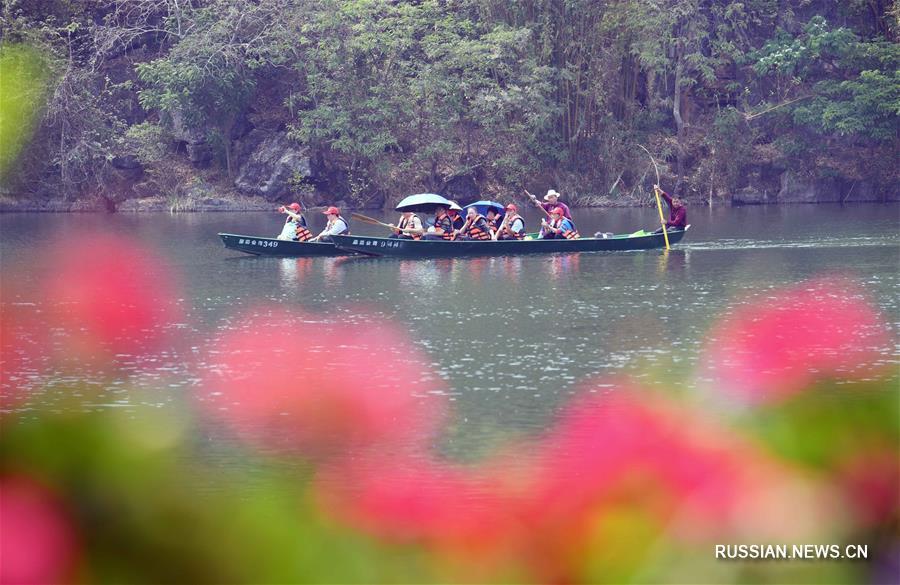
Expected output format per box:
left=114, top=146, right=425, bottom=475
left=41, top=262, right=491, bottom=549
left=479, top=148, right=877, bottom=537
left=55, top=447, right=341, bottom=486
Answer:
left=350, top=212, right=383, bottom=225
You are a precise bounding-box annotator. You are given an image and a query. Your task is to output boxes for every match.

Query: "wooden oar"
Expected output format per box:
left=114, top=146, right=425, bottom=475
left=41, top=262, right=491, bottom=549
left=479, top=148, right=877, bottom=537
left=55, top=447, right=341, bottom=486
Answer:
left=351, top=211, right=423, bottom=237
left=492, top=210, right=511, bottom=240
left=351, top=212, right=394, bottom=229
left=524, top=189, right=552, bottom=218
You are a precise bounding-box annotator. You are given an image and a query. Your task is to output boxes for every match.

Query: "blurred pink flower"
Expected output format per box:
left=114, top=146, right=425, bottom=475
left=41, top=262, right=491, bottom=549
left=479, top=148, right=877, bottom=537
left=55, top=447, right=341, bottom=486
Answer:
left=43, top=234, right=180, bottom=358
left=515, top=385, right=845, bottom=581
left=0, top=476, right=79, bottom=585
left=319, top=382, right=789, bottom=580
left=523, top=389, right=742, bottom=540
left=199, top=311, right=447, bottom=455
left=702, top=276, right=888, bottom=403
left=317, top=455, right=517, bottom=555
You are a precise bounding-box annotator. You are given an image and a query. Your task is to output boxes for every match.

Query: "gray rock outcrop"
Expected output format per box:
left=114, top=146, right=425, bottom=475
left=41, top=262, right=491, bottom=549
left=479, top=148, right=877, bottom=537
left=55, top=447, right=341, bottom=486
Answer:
left=732, top=171, right=896, bottom=205
left=169, top=109, right=212, bottom=167
left=234, top=130, right=312, bottom=201
left=731, top=186, right=773, bottom=205
left=778, top=171, right=836, bottom=203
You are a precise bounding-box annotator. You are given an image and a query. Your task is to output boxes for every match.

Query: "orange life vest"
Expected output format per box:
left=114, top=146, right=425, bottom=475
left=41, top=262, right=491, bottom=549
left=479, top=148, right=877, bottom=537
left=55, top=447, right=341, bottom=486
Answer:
left=549, top=217, right=580, bottom=239
left=434, top=213, right=454, bottom=240
left=289, top=215, right=313, bottom=241
left=465, top=215, right=492, bottom=240
left=448, top=211, right=465, bottom=231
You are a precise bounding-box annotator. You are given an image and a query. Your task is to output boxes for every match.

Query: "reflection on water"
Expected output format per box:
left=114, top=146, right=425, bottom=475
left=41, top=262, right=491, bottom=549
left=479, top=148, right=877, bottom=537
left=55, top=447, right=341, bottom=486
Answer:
left=2, top=205, right=898, bottom=457
left=278, top=257, right=349, bottom=289
left=656, top=249, right=690, bottom=277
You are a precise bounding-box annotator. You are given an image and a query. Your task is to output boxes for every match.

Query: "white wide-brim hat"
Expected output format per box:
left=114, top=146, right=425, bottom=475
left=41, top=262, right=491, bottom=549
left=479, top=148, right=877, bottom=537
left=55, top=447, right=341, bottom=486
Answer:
left=544, top=189, right=560, bottom=201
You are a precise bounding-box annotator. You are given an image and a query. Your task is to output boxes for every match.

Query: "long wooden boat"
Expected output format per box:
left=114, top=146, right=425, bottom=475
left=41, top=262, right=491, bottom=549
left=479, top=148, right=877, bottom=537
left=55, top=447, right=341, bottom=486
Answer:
left=331, top=227, right=689, bottom=258
left=218, top=233, right=346, bottom=256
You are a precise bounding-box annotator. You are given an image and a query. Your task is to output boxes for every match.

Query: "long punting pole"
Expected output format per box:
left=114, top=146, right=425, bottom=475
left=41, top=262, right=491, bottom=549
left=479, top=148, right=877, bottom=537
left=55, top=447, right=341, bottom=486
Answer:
left=637, top=144, right=670, bottom=251
left=653, top=186, right=671, bottom=250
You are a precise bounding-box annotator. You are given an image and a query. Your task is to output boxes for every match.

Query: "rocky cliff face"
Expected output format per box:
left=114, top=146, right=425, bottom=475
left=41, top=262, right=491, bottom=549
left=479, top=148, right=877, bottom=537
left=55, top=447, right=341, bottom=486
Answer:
left=731, top=171, right=897, bottom=205
left=233, top=130, right=312, bottom=202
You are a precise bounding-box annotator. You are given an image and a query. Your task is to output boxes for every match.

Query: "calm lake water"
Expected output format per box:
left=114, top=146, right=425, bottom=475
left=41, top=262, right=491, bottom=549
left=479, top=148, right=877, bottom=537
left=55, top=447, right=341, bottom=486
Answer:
left=2, top=204, right=898, bottom=466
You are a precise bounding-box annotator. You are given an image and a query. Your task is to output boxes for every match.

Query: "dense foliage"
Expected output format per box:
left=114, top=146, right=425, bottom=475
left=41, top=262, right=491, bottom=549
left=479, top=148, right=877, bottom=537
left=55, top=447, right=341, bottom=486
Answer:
left=1, top=0, right=897, bottom=206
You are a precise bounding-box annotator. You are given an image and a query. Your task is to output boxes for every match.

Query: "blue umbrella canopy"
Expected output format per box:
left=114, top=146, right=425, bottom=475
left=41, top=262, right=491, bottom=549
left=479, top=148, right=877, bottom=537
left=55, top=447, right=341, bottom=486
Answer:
left=463, top=200, right=505, bottom=215
left=395, top=193, right=452, bottom=211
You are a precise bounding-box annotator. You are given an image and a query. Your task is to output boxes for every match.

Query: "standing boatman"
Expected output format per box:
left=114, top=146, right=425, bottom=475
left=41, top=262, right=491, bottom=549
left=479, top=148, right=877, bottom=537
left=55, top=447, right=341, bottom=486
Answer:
left=527, top=189, right=573, bottom=220
left=652, top=184, right=687, bottom=232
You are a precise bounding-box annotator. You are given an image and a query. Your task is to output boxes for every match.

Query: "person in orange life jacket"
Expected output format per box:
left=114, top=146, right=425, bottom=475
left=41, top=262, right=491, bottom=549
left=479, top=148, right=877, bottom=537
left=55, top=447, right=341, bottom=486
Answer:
left=495, top=203, right=526, bottom=240
left=310, top=206, right=350, bottom=242
left=651, top=185, right=687, bottom=233
left=454, top=207, right=492, bottom=240
left=447, top=203, right=466, bottom=231
left=423, top=205, right=455, bottom=240
left=485, top=208, right=503, bottom=236
left=389, top=210, right=424, bottom=240
left=539, top=207, right=579, bottom=239
left=276, top=202, right=312, bottom=241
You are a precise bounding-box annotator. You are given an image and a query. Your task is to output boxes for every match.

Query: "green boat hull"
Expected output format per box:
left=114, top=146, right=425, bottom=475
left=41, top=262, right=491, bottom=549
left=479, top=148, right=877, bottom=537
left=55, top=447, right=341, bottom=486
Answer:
left=218, top=233, right=346, bottom=256
left=331, top=228, right=688, bottom=258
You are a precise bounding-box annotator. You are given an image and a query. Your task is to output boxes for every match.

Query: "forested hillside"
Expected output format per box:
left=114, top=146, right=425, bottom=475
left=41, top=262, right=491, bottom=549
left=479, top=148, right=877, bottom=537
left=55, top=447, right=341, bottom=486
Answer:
left=1, top=0, right=897, bottom=211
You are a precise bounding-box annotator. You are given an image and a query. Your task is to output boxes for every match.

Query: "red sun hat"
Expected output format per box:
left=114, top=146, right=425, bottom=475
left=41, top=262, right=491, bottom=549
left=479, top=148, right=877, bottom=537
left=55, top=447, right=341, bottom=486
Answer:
left=550, top=207, right=564, bottom=215
left=506, top=203, right=518, bottom=212
left=289, top=202, right=301, bottom=212
left=323, top=206, right=340, bottom=215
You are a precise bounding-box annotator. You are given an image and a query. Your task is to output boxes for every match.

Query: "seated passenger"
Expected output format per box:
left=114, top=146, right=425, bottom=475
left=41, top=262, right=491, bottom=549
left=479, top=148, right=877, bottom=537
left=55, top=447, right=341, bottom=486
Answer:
left=276, top=202, right=312, bottom=241
left=389, top=211, right=424, bottom=240
left=447, top=203, right=466, bottom=231
left=495, top=204, right=526, bottom=240
left=455, top=207, right=492, bottom=240
left=423, top=206, right=454, bottom=240
left=539, top=207, right=579, bottom=239
left=310, top=206, right=350, bottom=242
left=485, top=208, right=503, bottom=236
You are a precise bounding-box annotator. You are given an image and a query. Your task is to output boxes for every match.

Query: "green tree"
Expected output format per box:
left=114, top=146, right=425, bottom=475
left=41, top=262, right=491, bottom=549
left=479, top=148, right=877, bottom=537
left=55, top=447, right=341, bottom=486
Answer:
left=136, top=0, right=271, bottom=177
left=283, top=0, right=554, bottom=201
left=749, top=15, right=900, bottom=184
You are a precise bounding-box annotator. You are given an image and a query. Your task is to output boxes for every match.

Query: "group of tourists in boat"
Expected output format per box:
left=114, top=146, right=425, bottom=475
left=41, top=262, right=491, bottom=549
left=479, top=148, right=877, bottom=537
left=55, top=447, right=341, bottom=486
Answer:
left=276, top=187, right=686, bottom=243
left=387, top=190, right=579, bottom=242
